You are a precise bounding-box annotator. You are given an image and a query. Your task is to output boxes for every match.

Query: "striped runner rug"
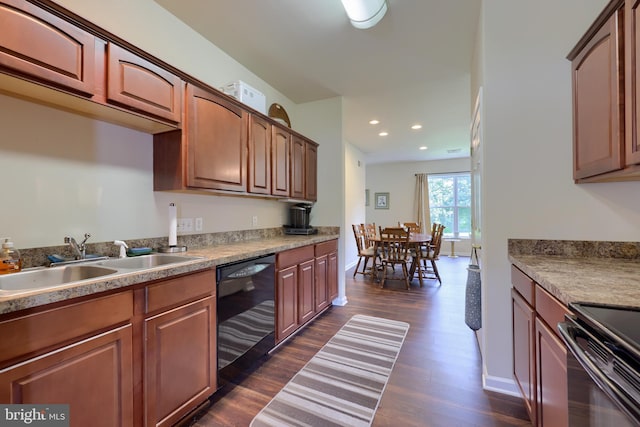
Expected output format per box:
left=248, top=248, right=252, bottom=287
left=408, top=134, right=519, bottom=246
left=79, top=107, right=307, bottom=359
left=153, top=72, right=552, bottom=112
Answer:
left=250, top=314, right=410, bottom=427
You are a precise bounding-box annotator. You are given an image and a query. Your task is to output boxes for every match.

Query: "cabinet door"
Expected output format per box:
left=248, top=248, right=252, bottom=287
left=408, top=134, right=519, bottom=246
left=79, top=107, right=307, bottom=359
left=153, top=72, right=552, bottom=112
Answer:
left=305, top=141, right=318, bottom=201
left=107, top=43, right=182, bottom=123
left=536, top=317, right=568, bottom=427
left=248, top=114, right=271, bottom=194
left=572, top=9, right=624, bottom=180
left=0, top=324, right=133, bottom=427
left=276, top=265, right=299, bottom=342
left=328, top=250, right=338, bottom=302
left=272, top=125, right=290, bottom=196
left=512, top=289, right=536, bottom=425
left=315, top=254, right=330, bottom=312
left=626, top=1, right=640, bottom=166
left=291, top=135, right=305, bottom=199
left=187, top=84, right=248, bottom=192
left=144, top=296, right=216, bottom=427
left=0, top=0, right=96, bottom=96
left=298, top=259, right=315, bottom=324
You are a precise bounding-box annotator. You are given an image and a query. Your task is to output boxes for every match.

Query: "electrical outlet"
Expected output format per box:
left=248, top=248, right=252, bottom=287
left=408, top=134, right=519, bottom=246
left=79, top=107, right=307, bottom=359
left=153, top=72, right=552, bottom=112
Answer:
left=195, top=217, right=203, bottom=231
left=177, top=218, right=194, bottom=233
left=252, top=215, right=258, bottom=227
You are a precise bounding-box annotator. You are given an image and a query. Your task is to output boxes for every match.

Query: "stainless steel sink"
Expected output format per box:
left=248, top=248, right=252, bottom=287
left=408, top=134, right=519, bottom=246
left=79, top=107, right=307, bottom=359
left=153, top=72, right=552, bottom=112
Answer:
left=0, top=265, right=118, bottom=292
left=97, top=254, right=203, bottom=269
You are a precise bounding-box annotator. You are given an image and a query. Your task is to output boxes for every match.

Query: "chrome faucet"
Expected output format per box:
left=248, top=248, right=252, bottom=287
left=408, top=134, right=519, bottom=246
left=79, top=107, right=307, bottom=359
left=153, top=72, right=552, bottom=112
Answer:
left=64, top=233, right=91, bottom=259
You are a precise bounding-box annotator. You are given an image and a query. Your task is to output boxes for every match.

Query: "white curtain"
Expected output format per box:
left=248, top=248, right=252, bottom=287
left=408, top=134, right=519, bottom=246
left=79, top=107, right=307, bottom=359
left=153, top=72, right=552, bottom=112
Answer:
left=414, top=173, right=431, bottom=234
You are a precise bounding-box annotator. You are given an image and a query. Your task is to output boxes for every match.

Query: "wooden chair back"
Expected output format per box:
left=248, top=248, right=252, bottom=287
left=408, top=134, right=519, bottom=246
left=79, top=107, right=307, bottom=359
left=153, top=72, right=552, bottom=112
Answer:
left=430, top=224, right=446, bottom=258
left=363, top=223, right=377, bottom=248
left=399, top=222, right=421, bottom=234
left=352, top=224, right=367, bottom=254
left=378, top=226, right=411, bottom=262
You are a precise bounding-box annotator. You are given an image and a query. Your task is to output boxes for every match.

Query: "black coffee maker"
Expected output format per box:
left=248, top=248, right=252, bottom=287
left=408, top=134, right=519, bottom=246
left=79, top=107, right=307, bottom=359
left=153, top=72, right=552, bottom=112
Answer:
left=285, top=203, right=317, bottom=235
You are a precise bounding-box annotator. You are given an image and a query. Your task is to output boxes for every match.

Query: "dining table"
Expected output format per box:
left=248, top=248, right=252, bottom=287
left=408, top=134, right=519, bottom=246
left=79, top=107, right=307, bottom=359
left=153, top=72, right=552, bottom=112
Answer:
left=369, top=232, right=432, bottom=287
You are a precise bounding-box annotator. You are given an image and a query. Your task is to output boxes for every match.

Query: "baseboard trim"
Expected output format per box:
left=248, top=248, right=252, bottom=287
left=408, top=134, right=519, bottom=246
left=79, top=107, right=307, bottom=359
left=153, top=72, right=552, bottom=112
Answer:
left=482, top=374, right=521, bottom=397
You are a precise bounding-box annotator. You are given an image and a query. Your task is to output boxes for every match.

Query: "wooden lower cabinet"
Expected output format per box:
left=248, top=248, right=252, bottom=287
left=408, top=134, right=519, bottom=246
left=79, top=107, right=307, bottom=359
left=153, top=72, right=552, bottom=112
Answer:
left=511, top=265, right=570, bottom=427
left=535, top=317, right=568, bottom=427
left=0, top=324, right=134, bottom=427
left=144, top=296, right=216, bottom=427
left=276, top=265, right=299, bottom=341
left=512, top=288, right=536, bottom=425
left=298, top=259, right=315, bottom=324
left=276, top=240, right=339, bottom=343
left=0, top=268, right=216, bottom=427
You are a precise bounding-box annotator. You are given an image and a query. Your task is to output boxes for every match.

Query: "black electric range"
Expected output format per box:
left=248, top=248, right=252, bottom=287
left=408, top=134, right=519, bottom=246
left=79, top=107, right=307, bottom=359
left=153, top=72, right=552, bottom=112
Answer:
left=559, top=302, right=640, bottom=426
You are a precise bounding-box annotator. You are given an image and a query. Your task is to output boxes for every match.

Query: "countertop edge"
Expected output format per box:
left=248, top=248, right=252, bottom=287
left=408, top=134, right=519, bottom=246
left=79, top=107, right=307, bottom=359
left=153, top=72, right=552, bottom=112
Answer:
left=0, top=234, right=339, bottom=316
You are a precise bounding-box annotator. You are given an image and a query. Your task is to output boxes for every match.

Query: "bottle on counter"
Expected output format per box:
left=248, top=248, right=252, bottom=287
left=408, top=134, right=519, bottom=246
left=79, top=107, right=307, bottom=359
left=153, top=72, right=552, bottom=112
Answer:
left=0, top=238, right=22, bottom=274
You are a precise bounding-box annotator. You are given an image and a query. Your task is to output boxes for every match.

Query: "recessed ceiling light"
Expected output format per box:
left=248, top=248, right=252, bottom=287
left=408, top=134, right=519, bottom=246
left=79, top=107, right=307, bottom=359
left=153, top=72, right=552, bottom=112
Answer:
left=419, top=146, right=427, bottom=150
left=369, top=119, right=380, bottom=125
left=379, top=131, right=388, bottom=136
left=411, top=124, right=422, bottom=130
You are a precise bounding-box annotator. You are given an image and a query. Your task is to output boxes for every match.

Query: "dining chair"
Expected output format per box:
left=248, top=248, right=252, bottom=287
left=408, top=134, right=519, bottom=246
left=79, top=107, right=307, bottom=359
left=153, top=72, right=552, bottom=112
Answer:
left=377, top=226, right=411, bottom=289
left=416, top=223, right=446, bottom=284
left=352, top=224, right=376, bottom=278
left=399, top=222, right=421, bottom=234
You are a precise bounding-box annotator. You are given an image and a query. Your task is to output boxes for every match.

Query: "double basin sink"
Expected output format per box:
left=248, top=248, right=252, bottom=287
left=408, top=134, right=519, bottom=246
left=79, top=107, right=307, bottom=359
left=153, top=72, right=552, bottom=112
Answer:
left=0, top=254, right=205, bottom=295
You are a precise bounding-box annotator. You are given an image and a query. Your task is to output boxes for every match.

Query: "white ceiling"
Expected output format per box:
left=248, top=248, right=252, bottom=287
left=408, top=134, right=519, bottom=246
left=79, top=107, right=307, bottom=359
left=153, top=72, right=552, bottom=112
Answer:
left=154, top=0, right=481, bottom=164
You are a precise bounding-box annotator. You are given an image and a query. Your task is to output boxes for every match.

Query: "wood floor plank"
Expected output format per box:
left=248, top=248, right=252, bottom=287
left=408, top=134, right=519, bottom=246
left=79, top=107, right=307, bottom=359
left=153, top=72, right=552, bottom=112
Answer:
left=185, top=256, right=531, bottom=427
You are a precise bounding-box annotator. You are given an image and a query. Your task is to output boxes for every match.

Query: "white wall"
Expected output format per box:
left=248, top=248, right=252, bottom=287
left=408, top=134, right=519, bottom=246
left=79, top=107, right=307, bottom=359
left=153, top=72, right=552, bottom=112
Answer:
left=345, top=143, right=367, bottom=269
left=365, top=158, right=472, bottom=255
left=295, top=97, right=348, bottom=304
left=0, top=0, right=338, bottom=250
left=479, top=0, right=640, bottom=394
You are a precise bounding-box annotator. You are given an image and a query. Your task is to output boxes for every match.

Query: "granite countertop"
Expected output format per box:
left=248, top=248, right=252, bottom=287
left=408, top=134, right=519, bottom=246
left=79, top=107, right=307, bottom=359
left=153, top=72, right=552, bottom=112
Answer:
left=0, top=233, right=339, bottom=316
left=508, top=239, right=640, bottom=308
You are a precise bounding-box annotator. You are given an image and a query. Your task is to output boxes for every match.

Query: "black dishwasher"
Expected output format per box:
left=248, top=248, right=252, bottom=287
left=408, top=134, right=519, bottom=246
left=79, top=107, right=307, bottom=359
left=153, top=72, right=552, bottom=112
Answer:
left=216, top=254, right=275, bottom=385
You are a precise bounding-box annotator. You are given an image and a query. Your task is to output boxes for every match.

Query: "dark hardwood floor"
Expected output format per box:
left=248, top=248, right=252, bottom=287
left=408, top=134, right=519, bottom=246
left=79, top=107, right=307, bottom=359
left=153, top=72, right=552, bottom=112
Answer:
left=188, top=256, right=532, bottom=427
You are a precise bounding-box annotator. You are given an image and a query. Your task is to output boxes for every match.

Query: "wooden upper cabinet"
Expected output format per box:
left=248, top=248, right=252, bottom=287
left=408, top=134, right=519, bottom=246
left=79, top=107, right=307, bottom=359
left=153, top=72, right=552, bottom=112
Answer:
left=106, top=43, right=182, bottom=124
left=626, top=0, right=640, bottom=166
left=248, top=114, right=272, bottom=194
left=272, top=124, right=291, bottom=197
left=570, top=6, right=624, bottom=180
left=187, top=84, right=248, bottom=192
left=291, top=135, right=306, bottom=199
left=0, top=0, right=96, bottom=96
left=305, top=141, right=318, bottom=201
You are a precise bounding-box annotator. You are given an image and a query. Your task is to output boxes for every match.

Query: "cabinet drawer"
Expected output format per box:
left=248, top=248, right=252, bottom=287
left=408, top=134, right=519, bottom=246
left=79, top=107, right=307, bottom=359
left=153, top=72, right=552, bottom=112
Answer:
left=511, top=265, right=535, bottom=306
left=145, top=269, right=215, bottom=314
left=535, top=285, right=571, bottom=339
left=0, top=291, right=133, bottom=366
left=315, top=239, right=338, bottom=257
left=277, top=245, right=315, bottom=270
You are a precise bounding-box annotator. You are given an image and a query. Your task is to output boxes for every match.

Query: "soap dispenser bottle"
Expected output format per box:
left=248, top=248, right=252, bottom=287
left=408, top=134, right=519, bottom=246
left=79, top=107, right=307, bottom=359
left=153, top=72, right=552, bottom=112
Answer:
left=0, top=238, right=22, bottom=274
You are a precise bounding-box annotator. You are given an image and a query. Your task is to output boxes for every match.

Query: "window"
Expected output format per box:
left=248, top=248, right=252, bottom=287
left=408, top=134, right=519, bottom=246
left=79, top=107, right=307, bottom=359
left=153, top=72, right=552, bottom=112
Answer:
left=428, top=173, right=471, bottom=238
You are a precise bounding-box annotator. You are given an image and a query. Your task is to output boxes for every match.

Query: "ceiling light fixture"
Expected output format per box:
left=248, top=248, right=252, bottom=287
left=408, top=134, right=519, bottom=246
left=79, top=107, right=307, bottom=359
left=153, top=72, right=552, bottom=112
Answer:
left=379, top=131, right=388, bottom=136
left=340, top=0, right=388, bottom=29
left=411, top=124, right=422, bottom=130
left=419, top=146, right=427, bottom=150
left=369, top=119, right=380, bottom=125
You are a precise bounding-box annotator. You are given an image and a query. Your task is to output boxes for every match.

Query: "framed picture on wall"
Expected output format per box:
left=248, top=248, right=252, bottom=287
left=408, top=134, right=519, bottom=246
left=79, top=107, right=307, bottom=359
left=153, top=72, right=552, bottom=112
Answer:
left=375, top=192, right=389, bottom=209
left=365, top=189, right=370, bottom=206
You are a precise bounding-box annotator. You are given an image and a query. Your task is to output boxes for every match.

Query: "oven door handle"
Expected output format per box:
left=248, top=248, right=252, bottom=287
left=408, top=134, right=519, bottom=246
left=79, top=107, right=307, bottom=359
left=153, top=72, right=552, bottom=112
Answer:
left=558, top=321, right=640, bottom=423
